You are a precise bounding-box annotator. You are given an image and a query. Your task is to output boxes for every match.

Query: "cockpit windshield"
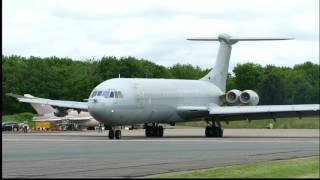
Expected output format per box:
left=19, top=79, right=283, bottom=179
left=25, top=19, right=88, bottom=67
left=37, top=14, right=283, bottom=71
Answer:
left=90, top=89, right=123, bottom=98
left=97, top=91, right=102, bottom=96
left=102, top=90, right=110, bottom=98
left=90, top=91, right=97, bottom=98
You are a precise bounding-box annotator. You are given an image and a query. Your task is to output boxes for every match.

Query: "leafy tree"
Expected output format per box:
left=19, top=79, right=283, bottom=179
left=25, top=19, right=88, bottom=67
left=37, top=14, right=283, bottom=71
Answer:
left=232, top=63, right=265, bottom=92
left=260, top=73, right=286, bottom=105
left=169, top=63, right=207, bottom=79
left=2, top=55, right=319, bottom=115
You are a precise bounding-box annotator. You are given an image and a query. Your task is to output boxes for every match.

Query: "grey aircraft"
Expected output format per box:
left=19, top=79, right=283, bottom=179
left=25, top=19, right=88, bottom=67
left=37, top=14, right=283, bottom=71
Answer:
left=12, top=33, right=320, bottom=139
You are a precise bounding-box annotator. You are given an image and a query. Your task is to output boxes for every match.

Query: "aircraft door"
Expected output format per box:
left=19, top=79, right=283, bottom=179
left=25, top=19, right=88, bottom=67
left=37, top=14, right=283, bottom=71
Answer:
left=134, top=83, right=144, bottom=108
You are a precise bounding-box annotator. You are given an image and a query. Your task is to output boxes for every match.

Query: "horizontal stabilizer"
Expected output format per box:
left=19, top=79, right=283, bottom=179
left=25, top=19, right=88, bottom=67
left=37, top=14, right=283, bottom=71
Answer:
left=187, top=33, right=292, bottom=45
left=187, top=37, right=292, bottom=41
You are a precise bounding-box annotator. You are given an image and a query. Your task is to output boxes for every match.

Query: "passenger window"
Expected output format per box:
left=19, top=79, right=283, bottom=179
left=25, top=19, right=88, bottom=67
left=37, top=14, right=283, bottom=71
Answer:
left=117, top=91, right=123, bottom=98
left=110, top=91, right=114, bottom=98
left=102, top=91, right=110, bottom=98
left=91, top=91, right=97, bottom=98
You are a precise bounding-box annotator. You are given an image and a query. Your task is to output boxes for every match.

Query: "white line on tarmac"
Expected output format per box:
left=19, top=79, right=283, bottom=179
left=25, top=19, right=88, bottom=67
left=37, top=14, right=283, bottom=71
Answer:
left=2, top=138, right=318, bottom=143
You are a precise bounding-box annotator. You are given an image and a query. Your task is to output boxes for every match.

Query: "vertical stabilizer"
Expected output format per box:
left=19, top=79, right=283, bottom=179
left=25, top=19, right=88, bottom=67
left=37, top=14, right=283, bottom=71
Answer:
left=187, top=33, right=292, bottom=92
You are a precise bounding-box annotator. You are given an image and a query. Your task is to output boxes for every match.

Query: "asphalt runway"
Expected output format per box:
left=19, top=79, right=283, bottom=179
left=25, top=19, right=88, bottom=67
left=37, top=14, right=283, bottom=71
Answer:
left=2, top=128, right=320, bottom=178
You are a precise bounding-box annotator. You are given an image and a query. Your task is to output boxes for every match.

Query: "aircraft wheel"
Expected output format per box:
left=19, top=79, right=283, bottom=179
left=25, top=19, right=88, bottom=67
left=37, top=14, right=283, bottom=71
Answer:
left=213, top=127, right=219, bottom=137
left=206, top=126, right=222, bottom=137
left=217, top=127, right=223, bottom=137
left=205, top=126, right=210, bottom=137
left=158, top=126, right=164, bottom=137
left=206, top=126, right=215, bottom=137
left=115, top=130, right=122, bottom=139
left=108, top=130, right=115, bottom=139
left=145, top=126, right=152, bottom=137
left=152, top=126, right=159, bottom=137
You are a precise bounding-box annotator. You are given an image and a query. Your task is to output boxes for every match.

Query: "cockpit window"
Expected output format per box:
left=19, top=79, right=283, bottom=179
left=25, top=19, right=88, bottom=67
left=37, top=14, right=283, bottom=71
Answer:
left=97, top=91, right=102, bottom=96
left=109, top=91, right=114, bottom=98
left=91, top=91, right=97, bottom=98
left=95, top=89, right=123, bottom=98
left=117, top=91, right=123, bottom=98
left=102, top=90, right=110, bottom=98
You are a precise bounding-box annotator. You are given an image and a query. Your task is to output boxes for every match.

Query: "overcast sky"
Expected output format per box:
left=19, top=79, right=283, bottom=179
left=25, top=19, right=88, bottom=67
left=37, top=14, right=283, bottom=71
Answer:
left=3, top=0, right=319, bottom=71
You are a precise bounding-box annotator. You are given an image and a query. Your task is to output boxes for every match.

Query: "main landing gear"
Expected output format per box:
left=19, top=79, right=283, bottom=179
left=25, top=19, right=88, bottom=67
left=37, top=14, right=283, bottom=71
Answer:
left=108, top=129, right=122, bottom=139
left=205, top=120, right=223, bottom=137
left=145, top=123, right=164, bottom=137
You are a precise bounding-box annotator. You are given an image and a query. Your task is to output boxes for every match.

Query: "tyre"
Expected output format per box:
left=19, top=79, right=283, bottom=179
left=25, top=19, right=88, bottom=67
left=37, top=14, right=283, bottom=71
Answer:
left=205, top=126, right=210, bottom=137
left=208, top=127, right=215, bottom=137
left=115, top=130, right=121, bottom=139
left=152, top=127, right=159, bottom=137
left=158, top=126, right=164, bottom=137
left=218, top=128, right=223, bottom=137
left=145, top=126, right=152, bottom=137
left=108, top=130, right=114, bottom=139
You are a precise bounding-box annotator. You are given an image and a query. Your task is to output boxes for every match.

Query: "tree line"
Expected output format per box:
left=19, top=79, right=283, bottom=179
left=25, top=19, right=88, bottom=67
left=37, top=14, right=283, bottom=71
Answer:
left=2, top=55, right=319, bottom=115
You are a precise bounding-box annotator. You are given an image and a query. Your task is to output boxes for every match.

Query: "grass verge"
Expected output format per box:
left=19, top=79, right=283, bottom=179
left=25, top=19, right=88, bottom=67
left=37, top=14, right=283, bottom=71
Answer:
left=146, top=156, right=320, bottom=178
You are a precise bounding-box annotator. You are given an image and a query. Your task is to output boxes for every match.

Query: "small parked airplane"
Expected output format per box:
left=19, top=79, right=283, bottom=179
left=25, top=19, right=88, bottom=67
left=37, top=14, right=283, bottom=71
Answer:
left=10, top=33, right=319, bottom=139
left=7, top=93, right=100, bottom=130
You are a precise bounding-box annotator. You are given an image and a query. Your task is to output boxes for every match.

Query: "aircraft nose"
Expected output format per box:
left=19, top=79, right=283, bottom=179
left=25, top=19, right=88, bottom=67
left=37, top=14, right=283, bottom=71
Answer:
left=88, top=98, right=113, bottom=122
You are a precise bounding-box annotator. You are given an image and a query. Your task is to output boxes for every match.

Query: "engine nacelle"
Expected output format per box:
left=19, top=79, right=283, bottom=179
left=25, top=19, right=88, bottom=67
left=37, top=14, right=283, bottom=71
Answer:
left=226, top=89, right=242, bottom=104
left=54, top=108, right=68, bottom=117
left=239, top=90, right=259, bottom=105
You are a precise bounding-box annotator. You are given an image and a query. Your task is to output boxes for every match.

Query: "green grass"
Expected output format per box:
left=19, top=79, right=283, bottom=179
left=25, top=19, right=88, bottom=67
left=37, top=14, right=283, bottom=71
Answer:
left=146, top=156, right=320, bottom=178
left=177, top=117, right=319, bottom=129
left=2, top=112, right=36, bottom=128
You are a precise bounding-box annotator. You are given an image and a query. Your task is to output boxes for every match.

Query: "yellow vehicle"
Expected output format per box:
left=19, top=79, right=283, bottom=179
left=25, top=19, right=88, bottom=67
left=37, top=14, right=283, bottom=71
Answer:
left=35, top=122, right=51, bottom=129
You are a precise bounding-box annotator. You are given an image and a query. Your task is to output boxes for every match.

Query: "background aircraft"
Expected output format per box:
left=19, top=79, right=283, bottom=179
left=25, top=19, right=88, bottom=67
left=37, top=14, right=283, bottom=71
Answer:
left=11, top=33, right=319, bottom=139
left=7, top=93, right=100, bottom=130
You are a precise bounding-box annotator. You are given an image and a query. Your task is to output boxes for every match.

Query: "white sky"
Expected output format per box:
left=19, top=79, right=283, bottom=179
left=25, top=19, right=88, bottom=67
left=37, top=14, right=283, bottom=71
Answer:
left=2, top=0, right=319, bottom=71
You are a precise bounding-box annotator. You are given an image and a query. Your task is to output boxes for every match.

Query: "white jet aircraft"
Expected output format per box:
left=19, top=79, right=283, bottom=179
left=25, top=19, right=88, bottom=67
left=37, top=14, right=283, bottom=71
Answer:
left=12, top=33, right=319, bottom=139
left=7, top=93, right=100, bottom=130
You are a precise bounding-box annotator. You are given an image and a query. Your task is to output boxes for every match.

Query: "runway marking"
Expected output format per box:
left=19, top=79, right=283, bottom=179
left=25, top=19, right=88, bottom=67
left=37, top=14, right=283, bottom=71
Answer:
left=3, top=138, right=318, bottom=143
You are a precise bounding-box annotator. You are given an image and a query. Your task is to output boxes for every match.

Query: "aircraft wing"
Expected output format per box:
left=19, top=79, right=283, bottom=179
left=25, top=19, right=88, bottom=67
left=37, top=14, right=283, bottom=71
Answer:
left=16, top=97, right=88, bottom=110
left=209, top=104, right=319, bottom=121
left=177, top=104, right=319, bottom=121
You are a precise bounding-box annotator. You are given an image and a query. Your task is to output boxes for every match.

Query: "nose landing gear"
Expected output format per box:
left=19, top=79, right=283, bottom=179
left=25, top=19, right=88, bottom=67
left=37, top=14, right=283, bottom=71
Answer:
left=108, top=129, right=122, bottom=139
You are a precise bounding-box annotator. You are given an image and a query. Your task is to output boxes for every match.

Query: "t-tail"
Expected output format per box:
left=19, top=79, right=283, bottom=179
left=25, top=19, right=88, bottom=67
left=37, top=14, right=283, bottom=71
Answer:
left=187, top=33, right=292, bottom=92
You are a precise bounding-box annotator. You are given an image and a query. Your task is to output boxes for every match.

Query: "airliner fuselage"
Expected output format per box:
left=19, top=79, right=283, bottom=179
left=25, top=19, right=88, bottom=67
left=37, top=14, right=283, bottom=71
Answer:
left=88, top=78, right=222, bottom=125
